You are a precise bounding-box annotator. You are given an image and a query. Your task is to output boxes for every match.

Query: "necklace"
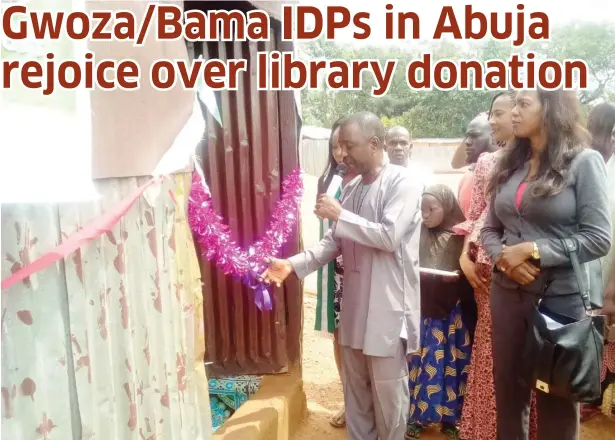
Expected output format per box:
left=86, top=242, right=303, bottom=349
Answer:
left=352, top=181, right=371, bottom=213
left=349, top=164, right=386, bottom=272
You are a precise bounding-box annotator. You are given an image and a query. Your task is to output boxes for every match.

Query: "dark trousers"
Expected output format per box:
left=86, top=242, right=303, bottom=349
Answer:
left=490, top=284, right=583, bottom=440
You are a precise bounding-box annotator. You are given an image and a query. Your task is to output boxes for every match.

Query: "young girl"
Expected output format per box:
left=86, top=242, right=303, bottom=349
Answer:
left=407, top=184, right=473, bottom=440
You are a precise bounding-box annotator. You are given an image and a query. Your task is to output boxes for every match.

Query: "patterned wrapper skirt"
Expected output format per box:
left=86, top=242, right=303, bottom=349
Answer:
left=408, top=302, right=471, bottom=426
left=209, top=376, right=262, bottom=431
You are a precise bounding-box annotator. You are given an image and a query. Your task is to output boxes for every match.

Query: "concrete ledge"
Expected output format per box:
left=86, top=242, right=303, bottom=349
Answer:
left=213, top=369, right=307, bottom=440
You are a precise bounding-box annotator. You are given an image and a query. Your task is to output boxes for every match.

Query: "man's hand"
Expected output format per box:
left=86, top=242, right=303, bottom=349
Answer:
left=260, top=257, right=293, bottom=287
left=460, top=253, right=489, bottom=295
left=495, top=242, right=535, bottom=275
left=314, top=194, right=342, bottom=221
left=506, top=261, right=540, bottom=285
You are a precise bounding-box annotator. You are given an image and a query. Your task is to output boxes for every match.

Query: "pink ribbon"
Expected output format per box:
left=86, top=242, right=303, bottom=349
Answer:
left=2, top=176, right=165, bottom=291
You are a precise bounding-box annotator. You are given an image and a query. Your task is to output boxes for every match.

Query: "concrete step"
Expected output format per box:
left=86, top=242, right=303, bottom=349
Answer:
left=213, top=368, right=307, bottom=440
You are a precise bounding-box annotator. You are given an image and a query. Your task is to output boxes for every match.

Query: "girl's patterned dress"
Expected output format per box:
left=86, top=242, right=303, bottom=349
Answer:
left=408, top=302, right=472, bottom=428
left=453, top=152, right=538, bottom=440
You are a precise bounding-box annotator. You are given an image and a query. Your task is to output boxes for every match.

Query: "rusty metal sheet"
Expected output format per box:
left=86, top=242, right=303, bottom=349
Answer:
left=248, top=0, right=287, bottom=21
left=1, top=174, right=211, bottom=439
left=193, top=24, right=302, bottom=376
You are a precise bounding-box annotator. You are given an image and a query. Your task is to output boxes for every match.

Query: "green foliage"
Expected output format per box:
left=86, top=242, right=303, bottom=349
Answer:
left=300, top=23, right=615, bottom=138
left=547, top=23, right=615, bottom=104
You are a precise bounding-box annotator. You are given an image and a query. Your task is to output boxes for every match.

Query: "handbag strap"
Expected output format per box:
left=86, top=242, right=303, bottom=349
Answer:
left=560, top=238, right=592, bottom=312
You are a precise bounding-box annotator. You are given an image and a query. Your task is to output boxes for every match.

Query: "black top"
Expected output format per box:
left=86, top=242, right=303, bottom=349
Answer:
left=419, top=228, right=473, bottom=318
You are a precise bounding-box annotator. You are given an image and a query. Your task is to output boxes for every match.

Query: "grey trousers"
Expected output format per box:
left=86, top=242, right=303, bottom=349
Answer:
left=490, top=284, right=583, bottom=440
left=341, top=340, right=409, bottom=440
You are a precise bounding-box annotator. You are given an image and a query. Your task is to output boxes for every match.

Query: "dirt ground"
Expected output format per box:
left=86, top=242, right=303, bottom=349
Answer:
left=292, top=293, right=615, bottom=440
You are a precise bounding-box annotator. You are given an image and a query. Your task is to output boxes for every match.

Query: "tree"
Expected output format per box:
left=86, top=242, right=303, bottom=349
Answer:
left=532, top=23, right=615, bottom=105
left=299, top=23, right=615, bottom=138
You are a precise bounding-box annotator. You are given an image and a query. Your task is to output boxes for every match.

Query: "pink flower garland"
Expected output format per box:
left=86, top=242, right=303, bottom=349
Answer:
left=188, top=168, right=304, bottom=311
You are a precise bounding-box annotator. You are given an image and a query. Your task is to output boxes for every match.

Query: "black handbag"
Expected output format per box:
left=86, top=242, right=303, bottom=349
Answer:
left=523, top=238, right=606, bottom=403
left=583, top=258, right=604, bottom=310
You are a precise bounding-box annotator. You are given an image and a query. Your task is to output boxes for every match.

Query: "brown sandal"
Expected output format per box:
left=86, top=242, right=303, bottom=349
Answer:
left=329, top=408, right=346, bottom=428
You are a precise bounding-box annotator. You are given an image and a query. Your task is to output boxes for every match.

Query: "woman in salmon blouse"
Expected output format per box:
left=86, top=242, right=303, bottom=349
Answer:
left=454, top=91, right=538, bottom=440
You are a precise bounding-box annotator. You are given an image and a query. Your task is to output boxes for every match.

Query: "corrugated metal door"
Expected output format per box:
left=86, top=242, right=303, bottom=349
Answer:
left=190, top=13, right=303, bottom=376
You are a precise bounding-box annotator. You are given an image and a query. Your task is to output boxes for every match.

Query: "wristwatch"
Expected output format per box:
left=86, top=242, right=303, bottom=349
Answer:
left=530, top=242, right=540, bottom=260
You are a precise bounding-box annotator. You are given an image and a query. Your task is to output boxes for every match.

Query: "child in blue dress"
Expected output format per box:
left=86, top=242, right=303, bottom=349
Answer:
left=407, top=184, right=473, bottom=439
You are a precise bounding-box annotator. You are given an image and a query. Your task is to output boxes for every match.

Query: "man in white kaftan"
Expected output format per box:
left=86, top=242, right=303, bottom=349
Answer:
left=385, top=125, right=435, bottom=191
left=263, top=112, right=423, bottom=440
